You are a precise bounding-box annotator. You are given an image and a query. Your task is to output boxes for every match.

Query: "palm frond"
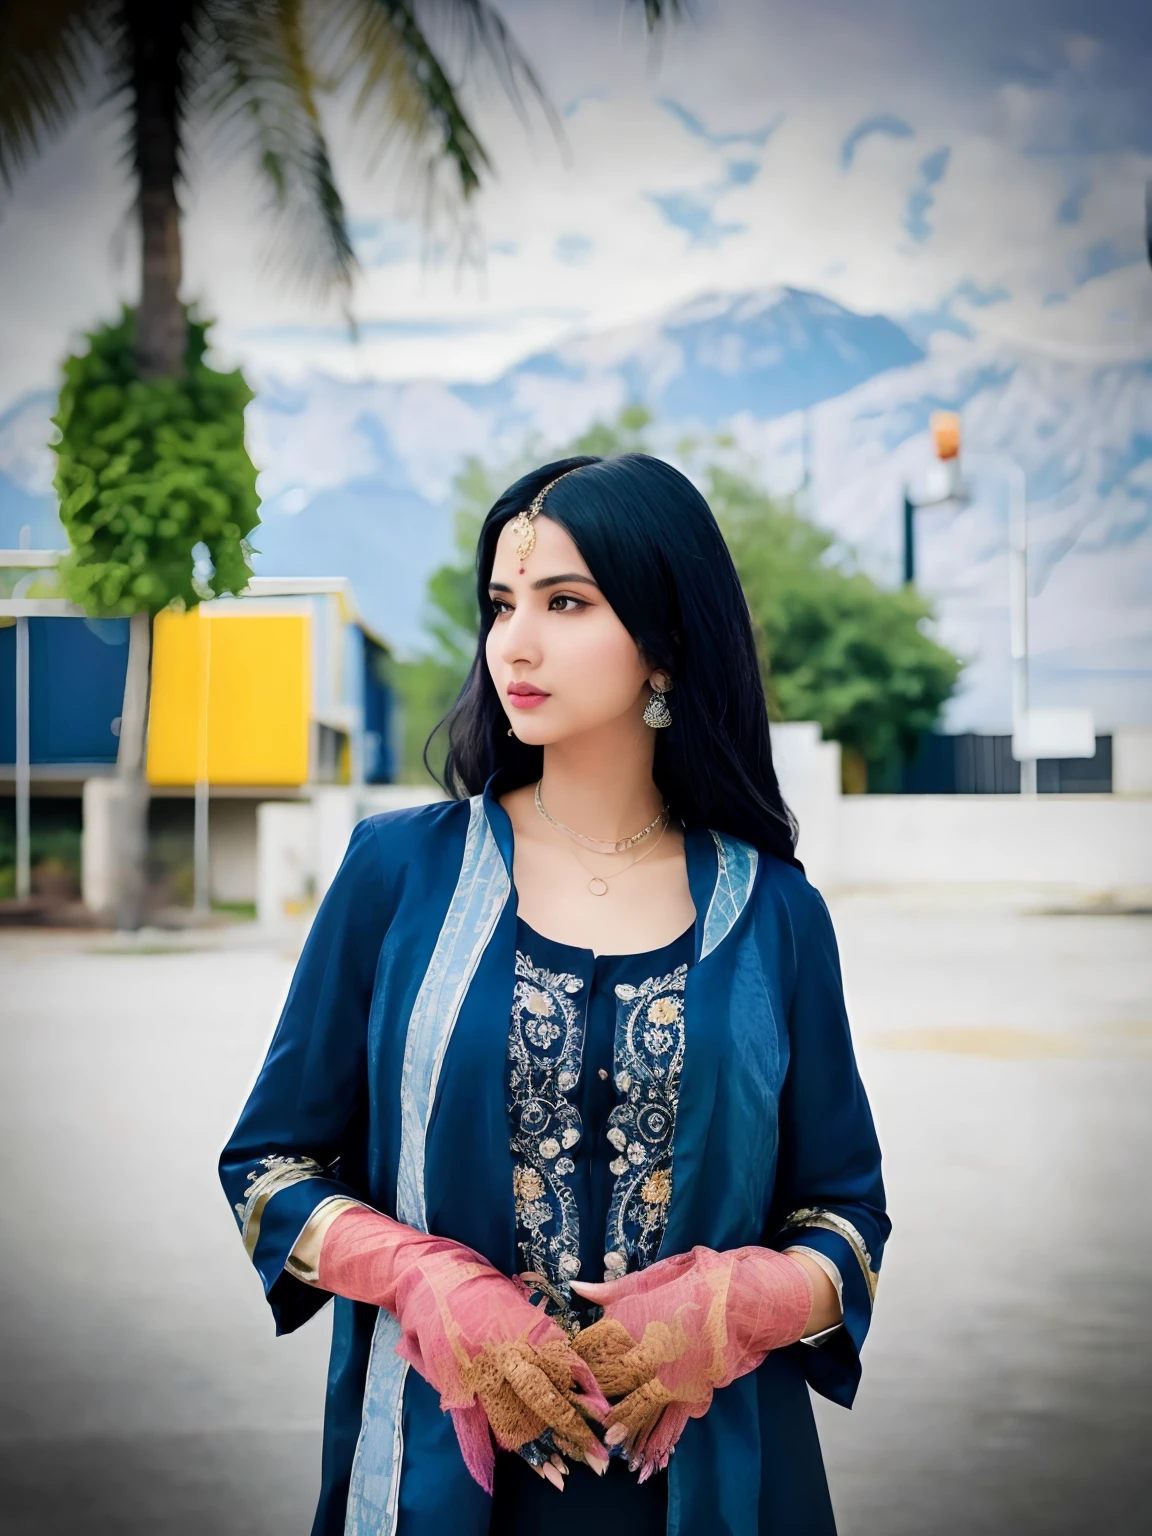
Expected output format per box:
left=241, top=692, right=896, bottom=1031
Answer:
left=323, top=0, right=555, bottom=204
left=634, top=0, right=683, bottom=27
left=0, top=0, right=108, bottom=192
left=199, top=0, right=357, bottom=298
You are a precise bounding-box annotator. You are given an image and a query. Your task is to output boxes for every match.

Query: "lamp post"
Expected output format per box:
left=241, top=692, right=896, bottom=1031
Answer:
left=902, top=412, right=963, bottom=586
left=1004, top=459, right=1035, bottom=795
left=901, top=414, right=1037, bottom=795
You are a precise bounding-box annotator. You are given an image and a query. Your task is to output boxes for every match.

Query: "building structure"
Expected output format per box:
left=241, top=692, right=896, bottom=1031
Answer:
left=0, top=554, right=396, bottom=914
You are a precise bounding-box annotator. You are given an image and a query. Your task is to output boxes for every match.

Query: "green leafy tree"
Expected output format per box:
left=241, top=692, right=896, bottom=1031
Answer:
left=710, top=467, right=962, bottom=780
left=0, top=0, right=677, bottom=920
left=393, top=459, right=491, bottom=782
left=395, top=414, right=961, bottom=786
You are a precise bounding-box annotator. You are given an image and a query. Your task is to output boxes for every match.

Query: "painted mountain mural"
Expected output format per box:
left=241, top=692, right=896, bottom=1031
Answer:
left=2, top=287, right=1148, bottom=733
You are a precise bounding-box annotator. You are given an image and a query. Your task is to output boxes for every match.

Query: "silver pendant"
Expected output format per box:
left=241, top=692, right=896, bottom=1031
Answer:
left=588, top=877, right=609, bottom=896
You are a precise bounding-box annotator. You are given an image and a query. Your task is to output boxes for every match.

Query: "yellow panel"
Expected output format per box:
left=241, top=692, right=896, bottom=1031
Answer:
left=146, top=611, right=202, bottom=785
left=148, top=610, right=311, bottom=787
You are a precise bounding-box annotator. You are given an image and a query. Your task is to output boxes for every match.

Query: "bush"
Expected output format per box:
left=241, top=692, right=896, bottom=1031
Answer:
left=52, top=309, right=260, bottom=616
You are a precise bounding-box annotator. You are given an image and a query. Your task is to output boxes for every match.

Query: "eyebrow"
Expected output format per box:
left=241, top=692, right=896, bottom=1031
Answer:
left=488, top=573, right=601, bottom=593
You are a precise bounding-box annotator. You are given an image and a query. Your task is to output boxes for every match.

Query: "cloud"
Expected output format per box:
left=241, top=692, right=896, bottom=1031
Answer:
left=723, top=160, right=759, bottom=188
left=643, top=153, right=762, bottom=255
left=953, top=280, right=1010, bottom=308
left=1, top=0, right=1148, bottom=404
left=658, top=98, right=784, bottom=149
left=236, top=309, right=586, bottom=346
left=840, top=114, right=914, bottom=169
left=555, top=233, right=594, bottom=266
left=562, top=90, right=605, bottom=119
left=1055, top=172, right=1092, bottom=226
left=646, top=192, right=747, bottom=247
left=904, top=147, right=951, bottom=242
left=901, top=279, right=1010, bottom=343
left=349, top=217, right=418, bottom=267
left=1070, top=237, right=1146, bottom=286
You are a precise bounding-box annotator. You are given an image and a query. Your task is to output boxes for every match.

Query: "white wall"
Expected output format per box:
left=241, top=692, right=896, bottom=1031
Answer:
left=256, top=802, right=315, bottom=929
left=771, top=720, right=1151, bottom=892
left=86, top=728, right=1150, bottom=925
left=836, top=794, right=1152, bottom=888
left=208, top=800, right=258, bottom=904
left=1114, top=726, right=1152, bottom=796
left=771, top=722, right=842, bottom=890
left=255, top=784, right=445, bottom=929
left=81, top=778, right=121, bottom=916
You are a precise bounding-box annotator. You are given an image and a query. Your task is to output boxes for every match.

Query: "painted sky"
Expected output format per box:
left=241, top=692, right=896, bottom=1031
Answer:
left=1, top=0, right=1149, bottom=406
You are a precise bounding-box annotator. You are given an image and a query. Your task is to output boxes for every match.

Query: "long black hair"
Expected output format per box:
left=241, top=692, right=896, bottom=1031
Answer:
left=431, top=452, right=799, bottom=867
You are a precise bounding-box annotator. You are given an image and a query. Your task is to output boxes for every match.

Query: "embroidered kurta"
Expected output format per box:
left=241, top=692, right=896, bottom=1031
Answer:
left=493, top=917, right=694, bottom=1531
left=220, top=776, right=890, bottom=1536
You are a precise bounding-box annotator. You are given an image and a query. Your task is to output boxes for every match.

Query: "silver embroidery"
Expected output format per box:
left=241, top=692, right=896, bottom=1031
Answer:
left=507, top=951, right=587, bottom=1291
left=603, top=964, right=687, bottom=1277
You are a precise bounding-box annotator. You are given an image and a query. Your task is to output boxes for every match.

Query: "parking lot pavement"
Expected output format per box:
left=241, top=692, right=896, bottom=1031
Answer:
left=1, top=896, right=1149, bottom=1535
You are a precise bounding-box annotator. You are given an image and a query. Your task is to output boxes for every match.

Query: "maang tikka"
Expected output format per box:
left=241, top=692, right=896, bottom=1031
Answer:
left=510, top=467, right=582, bottom=562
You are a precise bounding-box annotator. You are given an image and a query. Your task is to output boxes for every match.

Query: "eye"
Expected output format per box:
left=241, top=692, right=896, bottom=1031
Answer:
left=548, top=593, right=587, bottom=613
left=490, top=597, right=512, bottom=615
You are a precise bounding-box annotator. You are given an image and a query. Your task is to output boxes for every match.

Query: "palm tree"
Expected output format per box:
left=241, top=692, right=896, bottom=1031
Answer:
left=0, top=0, right=676, bottom=925
left=0, top=0, right=565, bottom=373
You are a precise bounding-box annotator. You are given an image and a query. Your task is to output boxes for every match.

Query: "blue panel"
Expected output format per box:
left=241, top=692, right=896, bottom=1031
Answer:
left=0, top=623, right=14, bottom=764
left=2, top=617, right=129, bottom=765
left=31, top=617, right=129, bottom=763
left=362, top=636, right=395, bottom=784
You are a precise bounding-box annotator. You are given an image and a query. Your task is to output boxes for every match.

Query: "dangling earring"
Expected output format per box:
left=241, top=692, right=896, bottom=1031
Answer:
left=643, top=680, right=673, bottom=729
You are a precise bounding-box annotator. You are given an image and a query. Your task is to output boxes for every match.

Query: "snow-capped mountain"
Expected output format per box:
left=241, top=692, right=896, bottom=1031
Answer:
left=2, top=287, right=1148, bottom=732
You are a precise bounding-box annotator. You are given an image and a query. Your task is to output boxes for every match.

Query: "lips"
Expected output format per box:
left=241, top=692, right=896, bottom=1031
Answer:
left=507, top=682, right=550, bottom=709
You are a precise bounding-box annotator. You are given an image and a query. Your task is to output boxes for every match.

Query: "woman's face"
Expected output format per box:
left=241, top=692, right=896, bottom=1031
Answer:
left=485, top=513, right=661, bottom=746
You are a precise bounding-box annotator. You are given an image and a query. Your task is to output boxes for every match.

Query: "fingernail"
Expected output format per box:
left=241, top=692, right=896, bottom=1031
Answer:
left=543, top=1464, right=565, bottom=1492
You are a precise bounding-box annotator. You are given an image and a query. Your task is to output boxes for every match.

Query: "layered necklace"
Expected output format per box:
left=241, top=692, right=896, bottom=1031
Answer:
left=534, top=781, right=671, bottom=897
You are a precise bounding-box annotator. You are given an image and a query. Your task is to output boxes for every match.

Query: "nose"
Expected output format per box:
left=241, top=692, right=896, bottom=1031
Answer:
left=494, top=597, right=542, bottom=669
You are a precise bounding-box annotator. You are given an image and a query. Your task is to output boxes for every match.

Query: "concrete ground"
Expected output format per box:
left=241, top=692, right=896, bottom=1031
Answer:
left=1, top=894, right=1149, bottom=1535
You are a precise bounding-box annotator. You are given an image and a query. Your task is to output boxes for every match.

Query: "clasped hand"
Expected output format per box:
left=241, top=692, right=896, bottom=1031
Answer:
left=566, top=1243, right=814, bottom=1481
left=317, top=1211, right=813, bottom=1494
left=316, top=1208, right=610, bottom=1493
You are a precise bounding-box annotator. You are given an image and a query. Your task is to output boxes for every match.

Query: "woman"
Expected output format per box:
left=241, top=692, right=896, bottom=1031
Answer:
left=220, top=453, right=889, bottom=1536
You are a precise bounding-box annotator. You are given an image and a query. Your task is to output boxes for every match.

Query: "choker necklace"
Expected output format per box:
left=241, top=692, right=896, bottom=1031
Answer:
left=534, top=780, right=669, bottom=854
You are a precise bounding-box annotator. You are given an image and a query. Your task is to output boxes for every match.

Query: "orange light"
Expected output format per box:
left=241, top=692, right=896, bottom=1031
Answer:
left=931, top=411, right=961, bottom=461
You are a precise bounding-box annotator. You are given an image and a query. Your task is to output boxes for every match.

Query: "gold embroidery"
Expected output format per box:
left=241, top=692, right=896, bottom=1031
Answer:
left=778, top=1207, right=879, bottom=1305
left=236, top=1154, right=325, bottom=1259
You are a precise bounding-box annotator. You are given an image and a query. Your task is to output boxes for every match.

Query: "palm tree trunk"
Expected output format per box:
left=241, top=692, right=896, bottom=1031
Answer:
left=113, top=3, right=194, bottom=925
left=126, top=0, right=193, bottom=380
left=114, top=611, right=153, bottom=930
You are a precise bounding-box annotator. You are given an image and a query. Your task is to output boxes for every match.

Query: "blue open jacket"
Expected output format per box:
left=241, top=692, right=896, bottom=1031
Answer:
left=220, top=779, right=889, bottom=1536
